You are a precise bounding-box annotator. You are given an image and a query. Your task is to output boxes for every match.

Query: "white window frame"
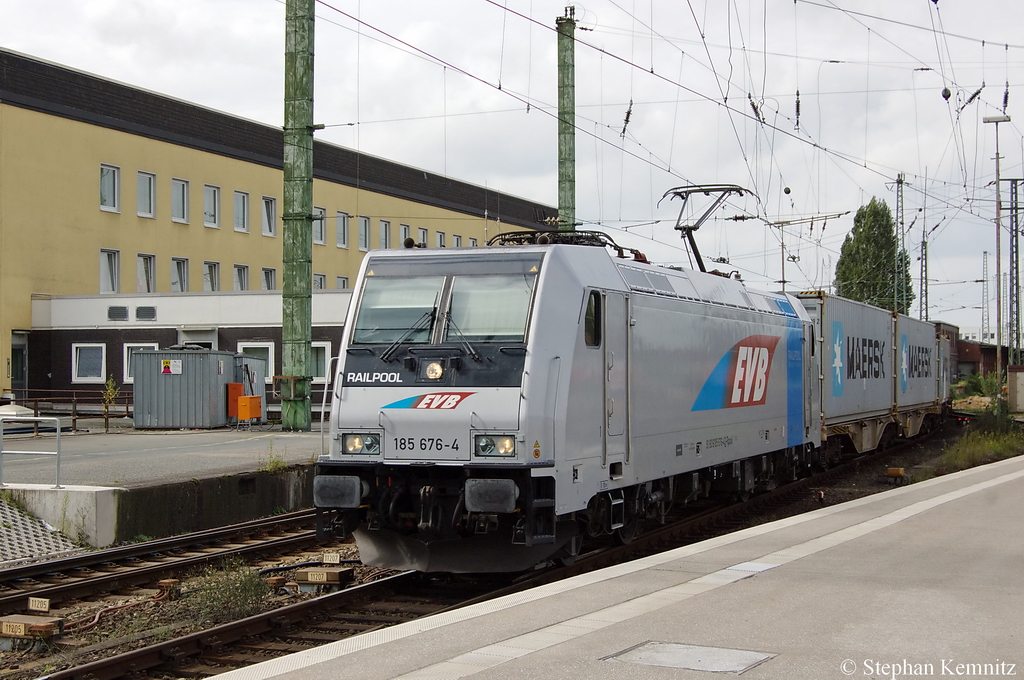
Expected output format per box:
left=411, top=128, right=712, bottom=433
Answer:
left=203, top=261, right=220, bottom=291
left=72, top=343, right=106, bottom=384
left=313, top=206, right=326, bottom=245
left=137, top=171, right=155, bottom=218
left=358, top=216, right=370, bottom=251
left=234, top=264, right=249, bottom=291
left=123, top=343, right=159, bottom=384
left=436, top=231, right=446, bottom=248
left=262, top=267, right=277, bottom=291
left=469, top=237, right=478, bottom=247
left=171, top=178, right=189, bottom=223
left=234, top=191, right=249, bottom=232
left=311, top=341, right=332, bottom=384
left=380, top=220, right=391, bottom=249
left=100, top=249, right=120, bottom=293
left=336, top=211, right=349, bottom=248
left=262, top=196, right=277, bottom=236
left=453, top=234, right=462, bottom=248
left=137, top=253, right=156, bottom=293
left=418, top=227, right=428, bottom=246
left=171, top=257, right=189, bottom=292
left=400, top=224, right=411, bottom=244
left=336, top=276, right=349, bottom=289
left=313, top=273, right=326, bottom=290
left=100, top=164, right=120, bottom=212
left=237, top=341, right=274, bottom=384
left=204, top=184, right=220, bottom=228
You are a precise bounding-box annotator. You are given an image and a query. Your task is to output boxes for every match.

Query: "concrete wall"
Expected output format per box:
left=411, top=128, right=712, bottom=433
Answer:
left=6, top=464, right=314, bottom=547
left=3, top=484, right=123, bottom=547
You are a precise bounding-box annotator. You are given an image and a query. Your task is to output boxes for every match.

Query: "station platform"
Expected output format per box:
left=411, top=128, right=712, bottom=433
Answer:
left=217, top=454, right=1024, bottom=680
left=0, top=419, right=327, bottom=561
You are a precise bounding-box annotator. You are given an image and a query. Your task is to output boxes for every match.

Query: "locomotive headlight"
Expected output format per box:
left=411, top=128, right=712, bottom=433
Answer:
left=343, top=433, right=380, bottom=455
left=475, top=435, right=516, bottom=457
left=425, top=361, right=444, bottom=380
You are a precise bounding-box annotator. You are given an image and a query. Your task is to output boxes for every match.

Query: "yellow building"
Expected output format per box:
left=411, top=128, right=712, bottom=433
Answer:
left=0, top=48, right=553, bottom=396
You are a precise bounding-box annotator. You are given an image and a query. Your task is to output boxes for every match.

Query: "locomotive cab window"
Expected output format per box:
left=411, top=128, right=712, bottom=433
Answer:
left=446, top=274, right=535, bottom=343
left=352, top=276, right=444, bottom=344
left=584, top=290, right=602, bottom=347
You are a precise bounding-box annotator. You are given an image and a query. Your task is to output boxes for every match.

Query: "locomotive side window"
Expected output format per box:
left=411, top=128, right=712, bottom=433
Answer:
left=351, top=276, right=444, bottom=344
left=446, top=274, right=535, bottom=343
left=584, top=291, right=602, bottom=347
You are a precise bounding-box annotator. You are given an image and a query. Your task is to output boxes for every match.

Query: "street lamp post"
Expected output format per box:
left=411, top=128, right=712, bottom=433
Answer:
left=984, top=114, right=1010, bottom=416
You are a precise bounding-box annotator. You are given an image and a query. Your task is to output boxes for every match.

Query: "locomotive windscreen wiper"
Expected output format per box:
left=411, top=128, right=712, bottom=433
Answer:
left=444, top=311, right=482, bottom=362
left=381, top=308, right=436, bottom=362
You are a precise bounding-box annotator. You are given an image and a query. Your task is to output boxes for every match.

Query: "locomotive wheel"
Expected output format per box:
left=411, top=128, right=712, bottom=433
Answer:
left=615, top=514, right=639, bottom=544
left=559, top=531, right=584, bottom=566
left=615, top=493, right=640, bottom=544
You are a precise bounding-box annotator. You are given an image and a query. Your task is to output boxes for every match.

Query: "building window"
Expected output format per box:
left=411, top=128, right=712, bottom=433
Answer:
left=234, top=265, right=249, bottom=291
left=137, top=172, right=155, bottom=218
left=204, top=185, right=220, bottom=227
left=237, top=341, right=274, bottom=384
left=203, top=261, right=220, bottom=291
left=234, top=191, right=249, bottom=232
left=380, top=220, right=391, bottom=249
left=171, top=257, right=189, bottom=292
left=336, top=211, right=349, bottom=248
left=313, top=273, right=326, bottom=290
left=358, top=216, right=370, bottom=251
left=336, top=276, right=349, bottom=289
left=400, top=224, right=411, bottom=244
left=436, top=231, right=446, bottom=248
left=469, top=237, right=478, bottom=247
left=418, top=227, right=428, bottom=246
left=453, top=234, right=462, bottom=248
left=312, top=207, right=326, bottom=245
left=100, top=249, right=120, bottom=293
left=312, top=341, right=332, bottom=383
left=100, top=164, right=120, bottom=212
left=262, top=197, right=277, bottom=236
left=72, top=343, right=106, bottom=384
left=171, top=178, right=189, bottom=223
left=137, top=254, right=156, bottom=293
left=262, top=267, right=276, bottom=290
left=123, top=343, right=159, bottom=384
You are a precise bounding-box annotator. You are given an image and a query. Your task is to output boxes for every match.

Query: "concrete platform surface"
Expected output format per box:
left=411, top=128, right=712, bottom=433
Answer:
left=1, top=420, right=327, bottom=488
left=216, top=454, right=1024, bottom=680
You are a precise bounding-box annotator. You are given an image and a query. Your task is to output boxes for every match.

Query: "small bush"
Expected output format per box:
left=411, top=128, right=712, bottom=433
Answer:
left=182, top=561, right=271, bottom=625
left=937, top=429, right=1024, bottom=474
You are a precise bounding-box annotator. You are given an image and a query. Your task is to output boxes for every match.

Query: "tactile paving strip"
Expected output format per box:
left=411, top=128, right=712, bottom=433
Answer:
left=0, top=498, right=81, bottom=566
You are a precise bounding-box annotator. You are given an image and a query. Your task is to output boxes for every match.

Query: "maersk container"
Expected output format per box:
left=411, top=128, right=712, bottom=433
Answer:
left=896, top=314, right=940, bottom=408
left=133, top=350, right=267, bottom=429
left=796, top=292, right=894, bottom=424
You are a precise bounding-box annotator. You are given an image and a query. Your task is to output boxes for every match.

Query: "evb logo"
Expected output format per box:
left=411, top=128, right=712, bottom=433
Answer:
left=692, top=335, right=782, bottom=411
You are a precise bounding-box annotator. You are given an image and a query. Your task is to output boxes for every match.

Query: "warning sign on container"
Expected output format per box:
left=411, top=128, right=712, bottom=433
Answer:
left=161, top=359, right=182, bottom=375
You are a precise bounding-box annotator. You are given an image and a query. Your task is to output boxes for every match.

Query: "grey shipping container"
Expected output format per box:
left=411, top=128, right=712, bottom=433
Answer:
left=796, top=292, right=894, bottom=424
left=133, top=350, right=267, bottom=429
left=896, top=314, right=940, bottom=408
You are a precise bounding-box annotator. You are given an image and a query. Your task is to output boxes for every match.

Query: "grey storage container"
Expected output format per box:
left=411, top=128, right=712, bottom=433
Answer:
left=896, top=314, right=939, bottom=408
left=133, top=350, right=267, bottom=429
left=797, top=292, right=894, bottom=424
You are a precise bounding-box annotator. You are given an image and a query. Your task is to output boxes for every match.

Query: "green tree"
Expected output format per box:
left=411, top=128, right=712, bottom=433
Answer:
left=834, top=197, right=915, bottom=314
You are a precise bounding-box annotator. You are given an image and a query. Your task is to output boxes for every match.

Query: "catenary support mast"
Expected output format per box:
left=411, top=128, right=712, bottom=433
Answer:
left=556, top=7, right=576, bottom=232
left=281, top=0, right=315, bottom=431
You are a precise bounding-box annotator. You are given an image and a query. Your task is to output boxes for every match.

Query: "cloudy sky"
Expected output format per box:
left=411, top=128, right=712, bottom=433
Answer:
left=3, top=0, right=1024, bottom=332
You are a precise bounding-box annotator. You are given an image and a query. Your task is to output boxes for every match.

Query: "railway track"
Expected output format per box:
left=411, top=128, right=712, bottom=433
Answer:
left=0, top=510, right=322, bottom=615
left=1, top=428, right=949, bottom=680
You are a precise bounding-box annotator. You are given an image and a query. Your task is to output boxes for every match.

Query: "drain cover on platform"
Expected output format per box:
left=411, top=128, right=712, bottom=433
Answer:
left=607, top=642, right=775, bottom=673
